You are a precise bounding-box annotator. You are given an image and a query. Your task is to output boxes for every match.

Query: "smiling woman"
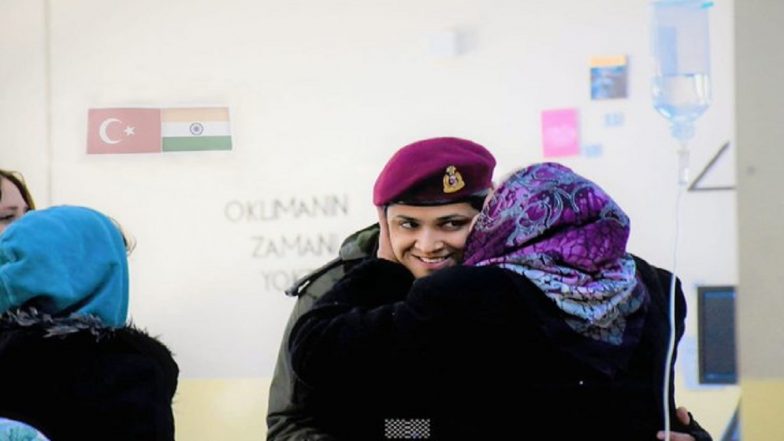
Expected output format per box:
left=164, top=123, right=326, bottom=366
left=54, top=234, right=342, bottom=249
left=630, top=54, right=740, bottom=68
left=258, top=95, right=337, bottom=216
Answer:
left=0, top=169, right=35, bottom=234
left=385, top=203, right=479, bottom=279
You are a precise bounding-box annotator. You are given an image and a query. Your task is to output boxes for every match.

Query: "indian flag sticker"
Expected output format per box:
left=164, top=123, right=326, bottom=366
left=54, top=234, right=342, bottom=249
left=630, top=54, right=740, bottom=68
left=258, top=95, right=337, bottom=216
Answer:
left=161, top=107, right=232, bottom=152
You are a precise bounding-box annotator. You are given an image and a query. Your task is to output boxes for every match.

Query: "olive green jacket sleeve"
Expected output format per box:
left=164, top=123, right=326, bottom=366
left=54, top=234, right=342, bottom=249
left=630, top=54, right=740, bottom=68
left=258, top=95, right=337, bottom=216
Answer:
left=266, top=225, right=378, bottom=441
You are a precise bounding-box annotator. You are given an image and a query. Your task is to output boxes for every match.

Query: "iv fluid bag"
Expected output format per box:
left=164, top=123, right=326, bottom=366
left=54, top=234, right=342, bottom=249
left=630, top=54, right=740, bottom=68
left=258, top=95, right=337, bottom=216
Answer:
left=651, top=0, right=712, bottom=137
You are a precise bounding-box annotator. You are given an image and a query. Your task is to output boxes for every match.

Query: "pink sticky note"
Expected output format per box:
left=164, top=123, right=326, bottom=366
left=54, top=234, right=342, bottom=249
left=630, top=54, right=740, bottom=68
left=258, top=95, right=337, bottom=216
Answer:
left=87, top=108, right=162, bottom=154
left=541, top=108, right=580, bottom=158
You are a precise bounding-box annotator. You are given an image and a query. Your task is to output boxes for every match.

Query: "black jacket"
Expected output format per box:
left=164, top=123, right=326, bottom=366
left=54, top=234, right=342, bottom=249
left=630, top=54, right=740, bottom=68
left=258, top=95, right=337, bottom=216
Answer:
left=267, top=224, right=379, bottom=441
left=0, top=310, right=179, bottom=441
left=290, top=256, right=694, bottom=440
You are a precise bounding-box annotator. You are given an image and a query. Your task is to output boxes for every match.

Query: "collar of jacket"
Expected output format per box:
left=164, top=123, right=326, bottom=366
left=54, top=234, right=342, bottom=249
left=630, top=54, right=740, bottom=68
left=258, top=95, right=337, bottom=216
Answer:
left=284, top=224, right=379, bottom=296
left=338, top=223, right=379, bottom=260
left=0, top=307, right=114, bottom=339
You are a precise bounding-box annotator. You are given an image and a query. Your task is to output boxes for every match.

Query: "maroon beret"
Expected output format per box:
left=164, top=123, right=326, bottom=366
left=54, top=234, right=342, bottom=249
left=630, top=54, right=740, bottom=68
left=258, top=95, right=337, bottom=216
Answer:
left=373, top=137, right=496, bottom=206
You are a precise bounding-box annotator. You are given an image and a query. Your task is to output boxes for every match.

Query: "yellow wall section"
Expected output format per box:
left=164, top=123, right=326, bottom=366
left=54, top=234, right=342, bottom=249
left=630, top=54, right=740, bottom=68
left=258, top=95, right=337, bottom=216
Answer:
left=675, top=376, right=740, bottom=439
left=739, top=379, right=784, bottom=441
left=175, top=378, right=270, bottom=440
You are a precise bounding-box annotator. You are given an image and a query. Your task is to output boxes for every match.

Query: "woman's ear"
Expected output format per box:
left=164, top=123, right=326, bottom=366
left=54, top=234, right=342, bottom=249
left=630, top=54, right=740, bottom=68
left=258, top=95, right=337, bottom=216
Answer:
left=469, top=188, right=494, bottom=231
left=469, top=212, right=481, bottom=231
left=482, top=187, right=495, bottom=210
left=376, top=206, right=397, bottom=262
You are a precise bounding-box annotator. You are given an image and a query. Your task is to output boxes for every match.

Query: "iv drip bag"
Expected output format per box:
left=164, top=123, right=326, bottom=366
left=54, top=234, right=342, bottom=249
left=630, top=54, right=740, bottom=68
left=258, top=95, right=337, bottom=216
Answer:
left=651, top=0, right=713, bottom=142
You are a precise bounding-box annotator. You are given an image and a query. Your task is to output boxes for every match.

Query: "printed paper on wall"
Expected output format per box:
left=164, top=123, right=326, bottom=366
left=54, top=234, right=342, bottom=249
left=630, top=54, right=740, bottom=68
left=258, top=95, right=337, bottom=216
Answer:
left=590, top=55, right=628, bottom=100
left=541, top=108, right=580, bottom=158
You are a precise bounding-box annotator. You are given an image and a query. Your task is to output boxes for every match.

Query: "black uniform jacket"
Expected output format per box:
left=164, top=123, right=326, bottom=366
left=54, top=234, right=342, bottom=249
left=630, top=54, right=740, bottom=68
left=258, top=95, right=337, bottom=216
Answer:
left=0, top=311, right=179, bottom=441
left=290, top=256, right=691, bottom=441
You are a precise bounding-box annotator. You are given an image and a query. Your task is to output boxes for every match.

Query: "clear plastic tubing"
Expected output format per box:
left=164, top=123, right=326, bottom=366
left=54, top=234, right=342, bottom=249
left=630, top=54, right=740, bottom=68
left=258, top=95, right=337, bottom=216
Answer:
left=650, top=2, right=713, bottom=440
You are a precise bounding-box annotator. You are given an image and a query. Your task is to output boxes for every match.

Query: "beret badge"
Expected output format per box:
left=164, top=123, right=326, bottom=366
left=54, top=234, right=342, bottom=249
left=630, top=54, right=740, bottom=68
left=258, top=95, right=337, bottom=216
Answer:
left=442, top=165, right=465, bottom=194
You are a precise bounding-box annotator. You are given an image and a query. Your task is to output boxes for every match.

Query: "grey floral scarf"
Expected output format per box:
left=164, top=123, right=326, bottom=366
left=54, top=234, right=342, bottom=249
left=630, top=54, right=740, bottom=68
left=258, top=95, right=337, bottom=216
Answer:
left=464, top=162, right=647, bottom=346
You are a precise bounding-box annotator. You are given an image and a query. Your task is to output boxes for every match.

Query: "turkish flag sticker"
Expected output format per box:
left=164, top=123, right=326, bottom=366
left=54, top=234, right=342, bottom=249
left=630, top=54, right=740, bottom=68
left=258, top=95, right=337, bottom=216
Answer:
left=87, top=108, right=162, bottom=154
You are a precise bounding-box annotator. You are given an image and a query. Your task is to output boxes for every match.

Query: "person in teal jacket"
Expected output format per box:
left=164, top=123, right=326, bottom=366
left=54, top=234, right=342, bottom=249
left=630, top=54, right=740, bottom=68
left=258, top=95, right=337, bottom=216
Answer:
left=0, top=206, right=178, bottom=440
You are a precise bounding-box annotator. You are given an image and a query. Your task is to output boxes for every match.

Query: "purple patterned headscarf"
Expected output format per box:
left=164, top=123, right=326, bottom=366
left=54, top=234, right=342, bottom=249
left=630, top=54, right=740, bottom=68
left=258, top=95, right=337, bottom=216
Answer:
left=464, top=163, right=646, bottom=346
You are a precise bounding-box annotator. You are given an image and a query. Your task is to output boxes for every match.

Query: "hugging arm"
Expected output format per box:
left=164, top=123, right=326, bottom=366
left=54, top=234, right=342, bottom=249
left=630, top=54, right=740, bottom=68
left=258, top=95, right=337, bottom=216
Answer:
left=289, top=258, right=418, bottom=389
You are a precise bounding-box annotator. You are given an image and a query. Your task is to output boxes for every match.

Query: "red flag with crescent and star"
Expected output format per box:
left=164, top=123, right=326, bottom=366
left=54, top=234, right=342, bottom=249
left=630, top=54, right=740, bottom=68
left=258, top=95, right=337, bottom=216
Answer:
left=87, top=108, right=162, bottom=154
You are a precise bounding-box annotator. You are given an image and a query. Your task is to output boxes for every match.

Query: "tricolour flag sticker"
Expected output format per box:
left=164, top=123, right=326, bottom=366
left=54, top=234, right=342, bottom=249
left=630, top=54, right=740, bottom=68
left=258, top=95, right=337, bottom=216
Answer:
left=87, top=107, right=232, bottom=154
left=87, top=108, right=162, bottom=154
left=162, top=107, right=232, bottom=152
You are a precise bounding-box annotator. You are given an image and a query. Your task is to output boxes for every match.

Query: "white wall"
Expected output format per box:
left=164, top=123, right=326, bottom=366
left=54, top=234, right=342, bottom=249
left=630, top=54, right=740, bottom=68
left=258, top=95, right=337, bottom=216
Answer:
left=735, top=1, right=784, bottom=439
left=2, top=0, right=739, bottom=436
left=0, top=0, right=49, bottom=204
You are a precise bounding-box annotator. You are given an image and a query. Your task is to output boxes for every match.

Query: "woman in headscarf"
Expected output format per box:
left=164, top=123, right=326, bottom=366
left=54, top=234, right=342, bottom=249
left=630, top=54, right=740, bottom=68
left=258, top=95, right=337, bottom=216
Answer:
left=290, top=163, right=707, bottom=440
left=0, top=206, right=178, bottom=441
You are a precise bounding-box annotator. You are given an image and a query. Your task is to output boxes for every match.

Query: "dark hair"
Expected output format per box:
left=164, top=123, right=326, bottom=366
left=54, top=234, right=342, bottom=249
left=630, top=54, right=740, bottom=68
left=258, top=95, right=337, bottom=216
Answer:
left=108, top=217, right=137, bottom=255
left=384, top=194, right=489, bottom=217
left=465, top=194, right=488, bottom=211
left=0, top=169, right=36, bottom=211
left=387, top=190, right=489, bottom=212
